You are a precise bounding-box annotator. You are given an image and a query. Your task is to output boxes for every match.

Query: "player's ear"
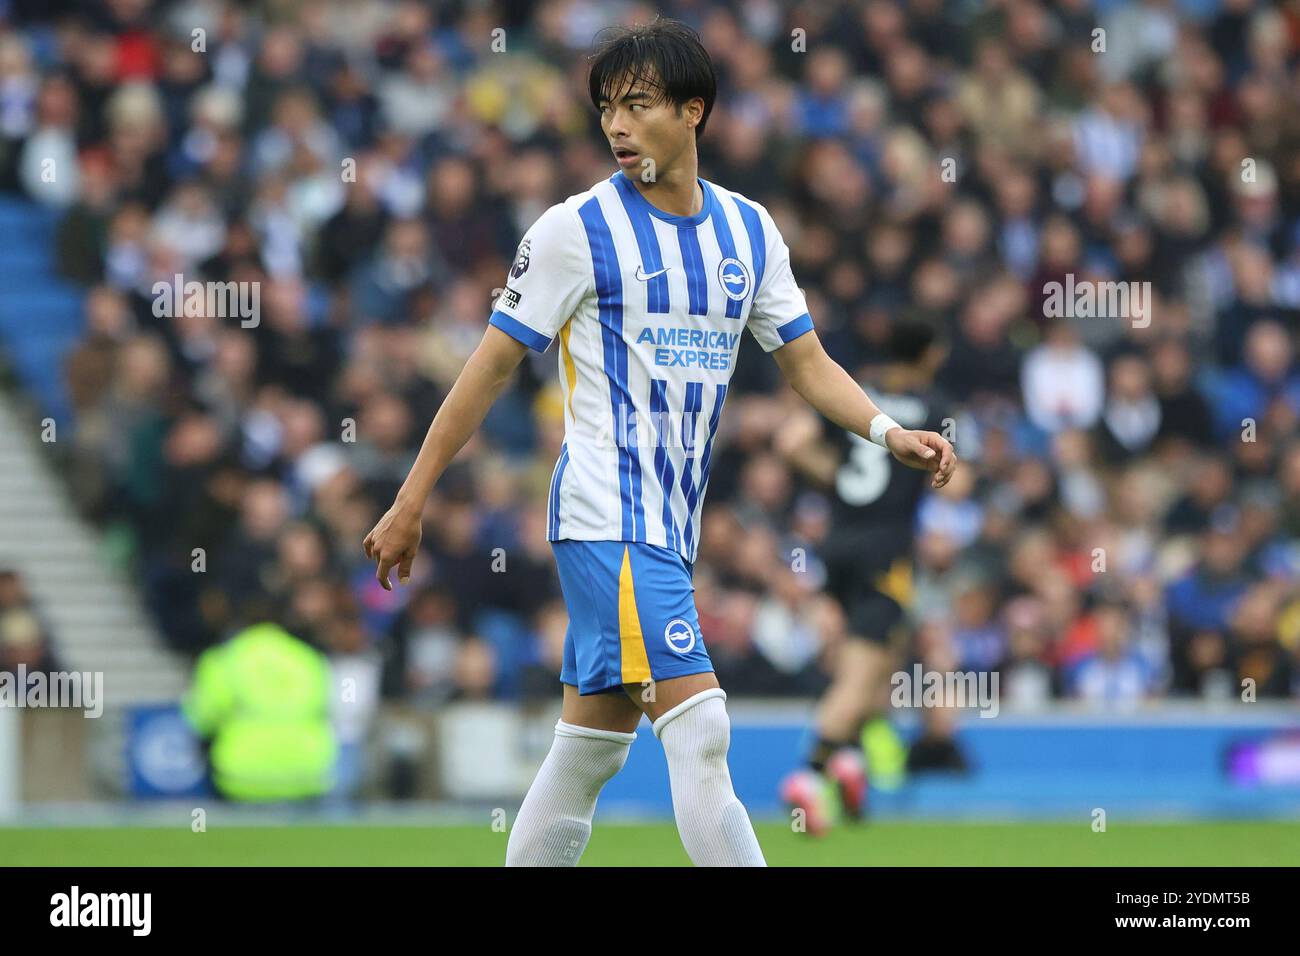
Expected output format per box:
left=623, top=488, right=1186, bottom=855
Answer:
left=682, top=97, right=704, bottom=129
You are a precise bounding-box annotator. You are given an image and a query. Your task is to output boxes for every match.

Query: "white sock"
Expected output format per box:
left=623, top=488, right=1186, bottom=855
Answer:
left=505, top=719, right=634, bottom=867
left=654, top=689, right=767, bottom=867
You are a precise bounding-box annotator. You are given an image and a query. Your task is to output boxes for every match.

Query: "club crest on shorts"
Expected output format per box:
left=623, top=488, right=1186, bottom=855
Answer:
left=664, top=618, right=696, bottom=655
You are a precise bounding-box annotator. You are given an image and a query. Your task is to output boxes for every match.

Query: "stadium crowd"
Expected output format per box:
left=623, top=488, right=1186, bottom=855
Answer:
left=0, top=0, right=1298, bottom=710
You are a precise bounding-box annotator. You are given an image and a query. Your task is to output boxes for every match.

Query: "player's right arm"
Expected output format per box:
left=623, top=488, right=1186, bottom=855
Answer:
left=364, top=325, right=528, bottom=589
left=364, top=202, right=592, bottom=590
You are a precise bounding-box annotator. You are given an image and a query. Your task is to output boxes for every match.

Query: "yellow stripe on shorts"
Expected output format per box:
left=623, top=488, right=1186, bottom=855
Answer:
left=618, top=546, right=651, bottom=684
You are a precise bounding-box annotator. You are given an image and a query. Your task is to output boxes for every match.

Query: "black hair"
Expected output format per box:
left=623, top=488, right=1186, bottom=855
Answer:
left=887, top=320, right=940, bottom=364
left=1086, top=588, right=1132, bottom=615
left=230, top=593, right=291, bottom=639
left=588, top=18, right=717, bottom=141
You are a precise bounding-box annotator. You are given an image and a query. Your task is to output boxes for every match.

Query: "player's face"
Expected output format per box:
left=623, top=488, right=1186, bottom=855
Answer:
left=599, top=74, right=700, bottom=180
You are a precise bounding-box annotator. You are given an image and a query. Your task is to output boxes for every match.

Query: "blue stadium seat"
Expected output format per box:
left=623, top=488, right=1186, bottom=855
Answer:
left=0, top=196, right=85, bottom=424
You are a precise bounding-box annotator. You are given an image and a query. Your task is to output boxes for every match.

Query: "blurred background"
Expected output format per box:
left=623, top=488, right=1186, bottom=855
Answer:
left=0, top=0, right=1298, bottom=836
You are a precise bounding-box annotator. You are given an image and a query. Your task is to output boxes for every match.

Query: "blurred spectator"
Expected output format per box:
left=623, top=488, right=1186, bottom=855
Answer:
left=182, top=621, right=337, bottom=802
left=0, top=570, right=59, bottom=678
left=1067, top=596, right=1158, bottom=706
left=323, top=590, right=382, bottom=803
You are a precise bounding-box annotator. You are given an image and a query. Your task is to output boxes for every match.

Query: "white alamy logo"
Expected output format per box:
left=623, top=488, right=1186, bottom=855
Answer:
left=152, top=274, right=260, bottom=327
left=50, top=886, right=151, bottom=936
left=891, top=664, right=1000, bottom=719
left=1043, top=274, right=1151, bottom=328
left=0, top=666, right=103, bottom=718
left=598, top=399, right=731, bottom=452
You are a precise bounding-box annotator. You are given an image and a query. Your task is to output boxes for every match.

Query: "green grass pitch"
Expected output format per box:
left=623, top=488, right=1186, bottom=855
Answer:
left=2, top=820, right=1297, bottom=866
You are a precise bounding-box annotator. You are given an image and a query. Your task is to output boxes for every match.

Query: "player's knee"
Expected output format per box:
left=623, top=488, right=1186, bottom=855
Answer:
left=690, top=710, right=730, bottom=766
left=837, top=641, right=886, bottom=685
left=654, top=688, right=732, bottom=766
left=554, top=719, right=635, bottom=784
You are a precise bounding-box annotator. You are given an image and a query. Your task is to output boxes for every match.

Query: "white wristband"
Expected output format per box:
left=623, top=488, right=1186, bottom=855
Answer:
left=868, top=413, right=901, bottom=448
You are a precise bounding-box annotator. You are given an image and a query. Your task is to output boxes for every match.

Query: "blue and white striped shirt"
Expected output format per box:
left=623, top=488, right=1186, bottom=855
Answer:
left=489, top=174, right=813, bottom=564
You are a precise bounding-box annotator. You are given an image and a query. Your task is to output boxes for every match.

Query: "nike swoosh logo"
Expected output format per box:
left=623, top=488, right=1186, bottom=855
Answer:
left=635, top=265, right=670, bottom=281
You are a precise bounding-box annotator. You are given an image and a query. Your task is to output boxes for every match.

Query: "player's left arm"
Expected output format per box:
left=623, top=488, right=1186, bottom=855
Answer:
left=772, top=331, right=956, bottom=489
left=743, top=201, right=954, bottom=487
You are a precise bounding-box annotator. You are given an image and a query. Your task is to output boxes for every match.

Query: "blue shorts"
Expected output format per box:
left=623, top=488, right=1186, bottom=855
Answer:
left=552, top=539, right=714, bottom=695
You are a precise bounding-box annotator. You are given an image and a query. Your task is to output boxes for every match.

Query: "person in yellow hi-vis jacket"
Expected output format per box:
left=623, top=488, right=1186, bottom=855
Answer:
left=182, top=622, right=337, bottom=802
